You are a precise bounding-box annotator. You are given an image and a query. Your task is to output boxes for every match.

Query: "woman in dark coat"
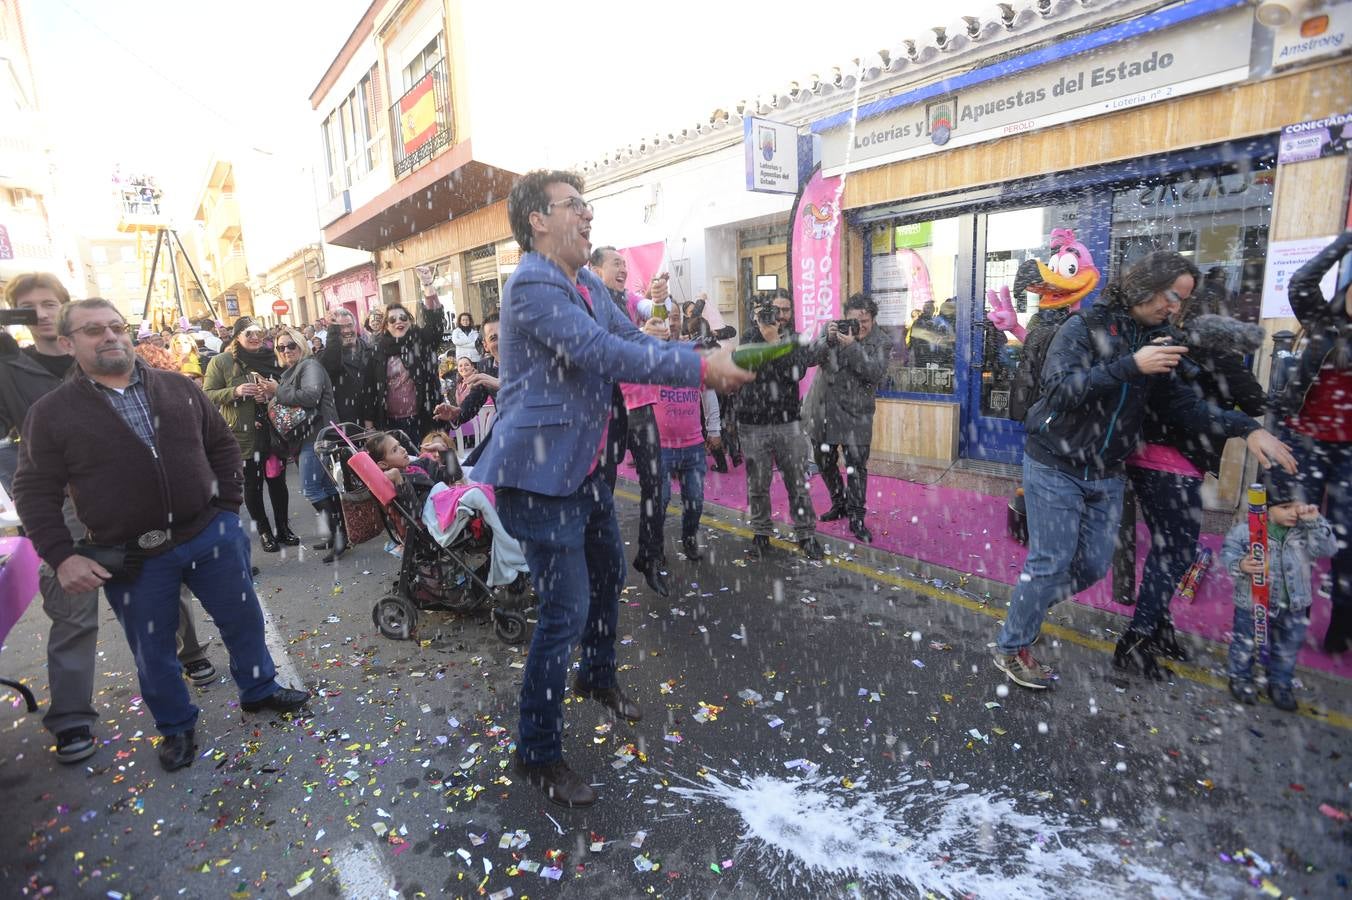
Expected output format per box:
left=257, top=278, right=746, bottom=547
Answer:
left=363, top=271, right=446, bottom=445
left=1115, top=285, right=1267, bottom=678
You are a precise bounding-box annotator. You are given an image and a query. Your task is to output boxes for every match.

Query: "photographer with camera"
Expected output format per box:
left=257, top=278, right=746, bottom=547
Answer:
left=736, top=288, right=829, bottom=560
left=812, top=293, right=889, bottom=543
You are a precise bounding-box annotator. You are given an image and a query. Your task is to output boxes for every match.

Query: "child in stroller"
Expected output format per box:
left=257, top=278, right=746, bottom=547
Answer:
left=317, top=421, right=532, bottom=644
left=365, top=430, right=531, bottom=596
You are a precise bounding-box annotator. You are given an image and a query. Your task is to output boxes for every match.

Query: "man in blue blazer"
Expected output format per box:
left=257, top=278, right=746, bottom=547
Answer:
left=473, top=170, right=752, bottom=807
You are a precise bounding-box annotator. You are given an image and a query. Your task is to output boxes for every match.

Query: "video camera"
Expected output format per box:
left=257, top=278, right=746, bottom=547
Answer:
left=0, top=308, right=39, bottom=327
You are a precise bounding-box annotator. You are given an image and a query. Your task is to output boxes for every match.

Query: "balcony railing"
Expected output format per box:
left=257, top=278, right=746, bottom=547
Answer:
left=389, top=60, right=453, bottom=178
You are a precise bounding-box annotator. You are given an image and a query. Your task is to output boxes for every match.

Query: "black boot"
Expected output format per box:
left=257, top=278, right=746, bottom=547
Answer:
left=275, top=525, right=301, bottom=547
left=1323, top=603, right=1351, bottom=654
left=1113, top=631, right=1164, bottom=681
left=819, top=503, right=847, bottom=522
left=258, top=529, right=280, bottom=553
left=1151, top=616, right=1189, bottom=662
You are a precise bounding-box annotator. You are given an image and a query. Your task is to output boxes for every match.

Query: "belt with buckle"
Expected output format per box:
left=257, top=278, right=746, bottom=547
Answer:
left=134, top=529, right=170, bottom=550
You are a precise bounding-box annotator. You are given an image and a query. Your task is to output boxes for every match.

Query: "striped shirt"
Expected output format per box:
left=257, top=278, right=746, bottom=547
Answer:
left=87, top=365, right=157, bottom=450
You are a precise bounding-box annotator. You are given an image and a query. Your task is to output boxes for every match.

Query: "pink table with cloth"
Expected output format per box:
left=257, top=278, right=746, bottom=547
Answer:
left=0, top=536, right=41, bottom=711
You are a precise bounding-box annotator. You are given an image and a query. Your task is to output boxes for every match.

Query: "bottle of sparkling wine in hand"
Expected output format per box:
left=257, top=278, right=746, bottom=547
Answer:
left=731, top=339, right=796, bottom=370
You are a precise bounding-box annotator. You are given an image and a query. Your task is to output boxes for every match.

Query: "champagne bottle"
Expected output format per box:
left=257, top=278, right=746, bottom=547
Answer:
left=731, top=339, right=795, bottom=370
left=651, top=300, right=667, bottom=321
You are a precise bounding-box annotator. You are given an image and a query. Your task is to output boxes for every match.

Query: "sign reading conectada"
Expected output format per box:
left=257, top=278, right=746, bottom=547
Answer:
left=820, top=8, right=1253, bottom=175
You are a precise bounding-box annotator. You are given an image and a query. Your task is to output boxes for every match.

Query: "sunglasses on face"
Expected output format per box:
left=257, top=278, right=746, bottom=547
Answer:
left=387, top=314, right=411, bottom=324
left=276, top=342, right=300, bottom=352
left=72, top=323, right=129, bottom=338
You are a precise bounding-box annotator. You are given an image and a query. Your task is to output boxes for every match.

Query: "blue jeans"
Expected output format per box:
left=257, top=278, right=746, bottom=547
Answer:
left=1282, top=429, right=1352, bottom=612
left=660, top=443, right=706, bottom=541
left=998, top=457, right=1124, bottom=653
left=1127, top=466, right=1202, bottom=635
left=102, top=510, right=282, bottom=735
left=298, top=440, right=338, bottom=503
left=497, top=471, right=624, bottom=765
left=1228, top=604, right=1308, bottom=689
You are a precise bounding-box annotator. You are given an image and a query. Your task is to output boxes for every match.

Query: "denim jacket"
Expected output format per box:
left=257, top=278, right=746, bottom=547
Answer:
left=1220, top=515, right=1336, bottom=613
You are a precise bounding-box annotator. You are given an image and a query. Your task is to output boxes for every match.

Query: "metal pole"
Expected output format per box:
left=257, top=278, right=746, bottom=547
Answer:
left=168, top=229, right=219, bottom=322
left=140, top=229, right=165, bottom=324
left=166, top=233, right=187, bottom=324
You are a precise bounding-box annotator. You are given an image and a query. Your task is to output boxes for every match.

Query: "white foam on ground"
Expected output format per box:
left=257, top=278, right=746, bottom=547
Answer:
left=331, top=840, right=396, bottom=897
left=257, top=594, right=305, bottom=689
left=670, top=770, right=1205, bottom=899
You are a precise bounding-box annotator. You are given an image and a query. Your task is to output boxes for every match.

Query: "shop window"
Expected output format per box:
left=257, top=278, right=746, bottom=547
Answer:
left=872, top=216, right=961, bottom=396
left=979, top=203, right=1081, bottom=420
left=1110, top=166, right=1273, bottom=322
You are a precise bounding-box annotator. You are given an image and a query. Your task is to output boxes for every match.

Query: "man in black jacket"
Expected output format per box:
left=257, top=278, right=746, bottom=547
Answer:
left=993, top=252, right=1296, bottom=691
left=2, top=277, right=219, bottom=765
left=14, top=298, right=309, bottom=771
left=737, top=289, right=828, bottom=560
left=319, top=307, right=372, bottom=426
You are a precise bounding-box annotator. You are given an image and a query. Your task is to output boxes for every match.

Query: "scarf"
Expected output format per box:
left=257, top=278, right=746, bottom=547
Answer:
left=233, top=344, right=283, bottom=380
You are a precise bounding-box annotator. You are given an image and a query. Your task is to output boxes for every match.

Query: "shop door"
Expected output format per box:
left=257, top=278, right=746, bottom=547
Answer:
left=736, top=246, right=788, bottom=334
left=962, top=201, right=1098, bottom=464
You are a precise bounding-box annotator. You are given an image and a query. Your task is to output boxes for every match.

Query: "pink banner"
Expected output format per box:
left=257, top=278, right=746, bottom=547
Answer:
left=789, top=167, right=843, bottom=394
left=618, top=241, right=665, bottom=295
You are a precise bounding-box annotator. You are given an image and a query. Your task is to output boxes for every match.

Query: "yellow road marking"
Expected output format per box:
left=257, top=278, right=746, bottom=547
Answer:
left=614, top=487, right=1352, bottom=732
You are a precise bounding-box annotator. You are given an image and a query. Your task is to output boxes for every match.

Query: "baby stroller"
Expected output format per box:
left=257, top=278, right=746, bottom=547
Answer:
left=314, top=423, right=532, bottom=645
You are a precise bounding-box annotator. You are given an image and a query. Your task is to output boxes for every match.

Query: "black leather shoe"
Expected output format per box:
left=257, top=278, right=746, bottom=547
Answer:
left=750, top=534, right=771, bottom=559
left=258, top=531, right=280, bottom=553
left=158, top=729, right=195, bottom=771
left=574, top=680, right=643, bottom=721
left=819, top=504, right=847, bottom=522
left=55, top=726, right=96, bottom=764
left=634, top=560, right=669, bottom=598
left=849, top=519, right=873, bottom=544
left=798, top=537, right=825, bottom=561
left=513, top=755, right=596, bottom=808
left=275, top=526, right=301, bottom=547
left=241, top=686, right=311, bottom=715
left=681, top=536, right=702, bottom=561
left=311, top=538, right=333, bottom=551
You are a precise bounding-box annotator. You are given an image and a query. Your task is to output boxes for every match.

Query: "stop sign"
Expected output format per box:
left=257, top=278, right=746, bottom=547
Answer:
left=272, top=299, right=290, bottom=316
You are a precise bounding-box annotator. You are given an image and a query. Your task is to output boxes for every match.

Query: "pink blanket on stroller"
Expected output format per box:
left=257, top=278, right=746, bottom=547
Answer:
left=430, top=483, right=496, bottom=531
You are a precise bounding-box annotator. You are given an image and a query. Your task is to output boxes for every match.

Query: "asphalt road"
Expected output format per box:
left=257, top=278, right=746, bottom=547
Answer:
left=1, top=486, right=1348, bottom=899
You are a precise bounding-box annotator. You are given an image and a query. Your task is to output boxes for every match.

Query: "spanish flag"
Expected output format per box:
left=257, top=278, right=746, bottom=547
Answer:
left=399, top=74, right=437, bottom=154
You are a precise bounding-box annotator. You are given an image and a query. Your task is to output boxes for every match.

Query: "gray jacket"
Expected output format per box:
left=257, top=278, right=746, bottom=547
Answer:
left=816, top=326, right=890, bottom=444
left=0, top=341, right=69, bottom=440
left=274, top=357, right=338, bottom=445
left=1220, top=515, right=1336, bottom=613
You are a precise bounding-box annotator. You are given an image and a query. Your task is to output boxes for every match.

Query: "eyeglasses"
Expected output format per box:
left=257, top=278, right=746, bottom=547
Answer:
left=70, top=322, right=129, bottom=338
left=1163, top=289, right=1188, bottom=304
left=240, top=328, right=264, bottom=337
left=276, top=342, right=300, bottom=352
left=387, top=314, right=411, bottom=324
left=546, top=196, right=593, bottom=216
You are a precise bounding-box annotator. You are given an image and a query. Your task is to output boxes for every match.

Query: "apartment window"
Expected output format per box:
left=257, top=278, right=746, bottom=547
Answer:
left=120, top=245, right=136, bottom=263
left=91, top=245, right=108, bottom=264
left=123, top=271, right=140, bottom=292
left=319, top=64, right=380, bottom=198
left=402, top=36, right=443, bottom=91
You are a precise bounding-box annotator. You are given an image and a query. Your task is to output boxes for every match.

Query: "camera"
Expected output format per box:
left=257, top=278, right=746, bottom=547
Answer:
left=754, top=303, right=779, bottom=326
left=0, top=308, right=39, bottom=327
left=835, top=318, right=860, bottom=336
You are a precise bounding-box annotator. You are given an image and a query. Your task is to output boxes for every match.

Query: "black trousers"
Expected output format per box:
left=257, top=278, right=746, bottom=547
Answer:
left=242, top=456, right=290, bottom=535
left=815, top=441, right=870, bottom=519
left=601, top=385, right=629, bottom=492
left=627, top=404, right=664, bottom=566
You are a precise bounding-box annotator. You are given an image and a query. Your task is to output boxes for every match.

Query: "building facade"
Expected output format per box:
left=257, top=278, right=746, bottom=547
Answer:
left=579, top=0, right=1352, bottom=518
left=191, top=158, right=255, bottom=323
left=0, top=0, right=78, bottom=296
left=309, top=0, right=519, bottom=328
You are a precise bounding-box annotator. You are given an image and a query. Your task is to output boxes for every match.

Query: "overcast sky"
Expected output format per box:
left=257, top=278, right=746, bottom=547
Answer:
left=27, top=0, right=941, bottom=269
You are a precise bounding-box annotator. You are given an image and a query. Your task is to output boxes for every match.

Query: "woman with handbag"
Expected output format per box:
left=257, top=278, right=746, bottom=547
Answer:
left=272, top=326, right=345, bottom=563
left=203, top=317, right=295, bottom=553
left=362, top=267, right=446, bottom=446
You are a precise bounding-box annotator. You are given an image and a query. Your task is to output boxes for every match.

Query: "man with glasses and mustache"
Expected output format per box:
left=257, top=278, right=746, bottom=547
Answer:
left=13, top=298, right=310, bottom=772
left=473, top=171, right=753, bottom=807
